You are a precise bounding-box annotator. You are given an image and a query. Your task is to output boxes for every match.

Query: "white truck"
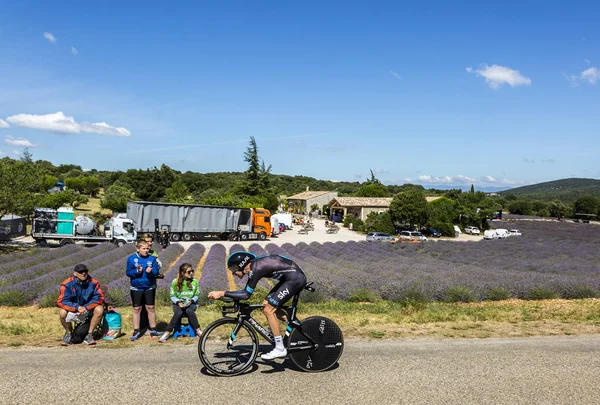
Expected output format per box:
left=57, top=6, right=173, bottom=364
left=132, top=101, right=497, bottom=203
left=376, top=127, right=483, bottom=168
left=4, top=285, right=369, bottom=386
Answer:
left=31, top=207, right=137, bottom=246
left=271, top=213, right=293, bottom=230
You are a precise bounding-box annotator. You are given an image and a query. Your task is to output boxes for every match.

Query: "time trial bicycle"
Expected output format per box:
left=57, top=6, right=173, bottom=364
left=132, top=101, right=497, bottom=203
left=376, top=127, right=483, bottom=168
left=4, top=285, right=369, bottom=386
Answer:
left=198, top=281, right=343, bottom=376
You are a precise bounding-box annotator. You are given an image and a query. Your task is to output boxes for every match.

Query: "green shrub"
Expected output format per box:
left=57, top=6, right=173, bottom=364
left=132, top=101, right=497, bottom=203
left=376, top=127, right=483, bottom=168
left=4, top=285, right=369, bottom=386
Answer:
left=106, top=289, right=129, bottom=307
left=343, top=214, right=356, bottom=228
left=562, top=286, right=598, bottom=299
left=348, top=289, right=380, bottom=303
left=526, top=287, right=558, bottom=300
left=431, top=222, right=455, bottom=237
left=398, top=285, right=429, bottom=308
left=156, top=288, right=171, bottom=306
left=0, top=291, right=28, bottom=306
left=39, top=291, right=60, bottom=308
left=485, top=286, right=510, bottom=301
left=443, top=286, right=477, bottom=303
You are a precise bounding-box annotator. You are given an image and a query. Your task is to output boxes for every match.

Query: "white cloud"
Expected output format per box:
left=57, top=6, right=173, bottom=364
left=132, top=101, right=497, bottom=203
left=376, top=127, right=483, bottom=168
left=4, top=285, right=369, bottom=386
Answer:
left=466, top=64, right=532, bottom=89
left=580, top=67, right=599, bottom=85
left=389, top=70, right=401, bottom=80
left=43, top=32, right=57, bottom=43
left=0, top=119, right=9, bottom=128
left=12, top=149, right=21, bottom=156
left=584, top=58, right=591, bottom=65
left=374, top=168, right=389, bottom=173
left=71, top=46, right=78, bottom=55
left=4, top=136, right=39, bottom=147
left=565, top=66, right=599, bottom=86
left=410, top=174, right=521, bottom=187
left=6, top=111, right=131, bottom=136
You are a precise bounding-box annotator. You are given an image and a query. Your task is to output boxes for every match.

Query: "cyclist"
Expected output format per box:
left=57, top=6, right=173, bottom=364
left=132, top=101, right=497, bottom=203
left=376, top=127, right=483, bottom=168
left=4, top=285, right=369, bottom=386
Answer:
left=208, top=252, right=306, bottom=360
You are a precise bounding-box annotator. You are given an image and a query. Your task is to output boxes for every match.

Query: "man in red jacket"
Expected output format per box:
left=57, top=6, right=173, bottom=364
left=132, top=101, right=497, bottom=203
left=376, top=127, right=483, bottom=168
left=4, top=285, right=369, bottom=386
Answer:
left=57, top=264, right=105, bottom=346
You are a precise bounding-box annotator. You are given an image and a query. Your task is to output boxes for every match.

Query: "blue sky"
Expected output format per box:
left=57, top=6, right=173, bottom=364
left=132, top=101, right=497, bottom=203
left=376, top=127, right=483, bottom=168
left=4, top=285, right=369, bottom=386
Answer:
left=0, top=1, right=598, bottom=190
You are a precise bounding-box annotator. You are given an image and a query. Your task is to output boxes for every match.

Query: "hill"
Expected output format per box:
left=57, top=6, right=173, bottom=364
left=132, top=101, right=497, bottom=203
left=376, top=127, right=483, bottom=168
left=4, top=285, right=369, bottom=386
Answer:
left=500, top=178, right=600, bottom=203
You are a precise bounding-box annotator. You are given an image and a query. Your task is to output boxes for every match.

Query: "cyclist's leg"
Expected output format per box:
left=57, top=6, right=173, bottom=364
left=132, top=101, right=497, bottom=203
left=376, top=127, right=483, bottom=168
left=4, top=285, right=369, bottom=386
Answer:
left=262, top=277, right=305, bottom=360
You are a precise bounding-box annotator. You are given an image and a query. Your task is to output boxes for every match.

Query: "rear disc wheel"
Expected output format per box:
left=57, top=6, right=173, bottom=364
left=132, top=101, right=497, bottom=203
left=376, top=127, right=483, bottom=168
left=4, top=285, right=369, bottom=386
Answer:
left=288, top=316, right=343, bottom=372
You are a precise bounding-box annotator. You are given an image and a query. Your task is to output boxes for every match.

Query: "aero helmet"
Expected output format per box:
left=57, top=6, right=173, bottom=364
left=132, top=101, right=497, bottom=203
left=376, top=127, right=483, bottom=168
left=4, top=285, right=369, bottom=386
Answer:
left=227, top=251, right=257, bottom=272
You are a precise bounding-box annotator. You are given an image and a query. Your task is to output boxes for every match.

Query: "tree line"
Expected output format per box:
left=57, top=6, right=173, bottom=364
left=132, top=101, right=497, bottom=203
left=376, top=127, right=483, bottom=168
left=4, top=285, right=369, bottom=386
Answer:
left=1, top=140, right=598, bottom=233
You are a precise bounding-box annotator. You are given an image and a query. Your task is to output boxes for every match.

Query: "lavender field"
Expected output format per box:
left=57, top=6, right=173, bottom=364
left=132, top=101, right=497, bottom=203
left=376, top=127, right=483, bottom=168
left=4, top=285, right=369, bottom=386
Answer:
left=0, top=220, right=598, bottom=306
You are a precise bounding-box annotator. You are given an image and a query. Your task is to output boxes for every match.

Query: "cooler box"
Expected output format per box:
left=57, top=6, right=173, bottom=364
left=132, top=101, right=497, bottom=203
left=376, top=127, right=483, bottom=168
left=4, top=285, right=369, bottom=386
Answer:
left=57, top=207, right=74, bottom=235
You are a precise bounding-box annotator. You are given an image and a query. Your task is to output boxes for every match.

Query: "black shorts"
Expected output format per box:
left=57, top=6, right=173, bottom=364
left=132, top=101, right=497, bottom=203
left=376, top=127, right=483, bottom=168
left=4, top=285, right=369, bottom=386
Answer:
left=266, top=275, right=306, bottom=307
left=130, top=289, right=156, bottom=307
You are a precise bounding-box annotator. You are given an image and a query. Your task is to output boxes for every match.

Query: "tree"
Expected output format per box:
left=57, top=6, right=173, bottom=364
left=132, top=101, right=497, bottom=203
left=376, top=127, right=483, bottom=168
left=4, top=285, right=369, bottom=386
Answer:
left=355, top=183, right=388, bottom=197
left=508, top=200, right=533, bottom=215
left=365, top=169, right=382, bottom=185
left=81, top=176, right=100, bottom=197
left=388, top=189, right=429, bottom=228
left=259, top=160, right=272, bottom=191
left=101, top=184, right=134, bottom=213
left=243, top=136, right=261, bottom=196
left=548, top=200, right=570, bottom=219
left=574, top=196, right=599, bottom=215
left=427, top=196, right=457, bottom=224
left=164, top=178, right=190, bottom=203
left=0, top=158, right=44, bottom=218
left=21, top=148, right=33, bottom=163
left=470, top=184, right=475, bottom=194
left=364, top=211, right=394, bottom=234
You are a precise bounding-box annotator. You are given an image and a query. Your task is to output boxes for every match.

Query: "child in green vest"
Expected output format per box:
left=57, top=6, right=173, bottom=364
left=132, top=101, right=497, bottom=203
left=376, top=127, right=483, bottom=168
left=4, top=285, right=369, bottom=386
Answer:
left=159, top=263, right=202, bottom=342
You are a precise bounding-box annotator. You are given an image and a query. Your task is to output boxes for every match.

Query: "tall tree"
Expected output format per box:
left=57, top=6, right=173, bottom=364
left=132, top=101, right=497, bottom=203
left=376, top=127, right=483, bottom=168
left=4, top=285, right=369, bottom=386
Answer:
left=243, top=136, right=261, bottom=196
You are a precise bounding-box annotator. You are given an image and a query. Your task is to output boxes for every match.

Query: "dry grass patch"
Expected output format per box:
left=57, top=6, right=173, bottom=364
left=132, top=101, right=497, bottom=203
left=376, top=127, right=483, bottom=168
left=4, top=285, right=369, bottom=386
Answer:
left=1, top=299, right=599, bottom=348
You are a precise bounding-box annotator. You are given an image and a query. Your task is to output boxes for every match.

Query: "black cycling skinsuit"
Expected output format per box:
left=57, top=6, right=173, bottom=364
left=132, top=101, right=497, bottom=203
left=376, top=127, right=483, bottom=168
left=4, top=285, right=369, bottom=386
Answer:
left=225, top=255, right=306, bottom=307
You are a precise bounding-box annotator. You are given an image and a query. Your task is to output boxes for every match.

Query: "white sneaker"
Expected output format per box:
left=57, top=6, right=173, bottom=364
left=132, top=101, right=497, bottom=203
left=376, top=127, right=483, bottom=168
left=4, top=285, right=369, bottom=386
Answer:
left=261, top=347, right=287, bottom=360
left=158, top=331, right=170, bottom=343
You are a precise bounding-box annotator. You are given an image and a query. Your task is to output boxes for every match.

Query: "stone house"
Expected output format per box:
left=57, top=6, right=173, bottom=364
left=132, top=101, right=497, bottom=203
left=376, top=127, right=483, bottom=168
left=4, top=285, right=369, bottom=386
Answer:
left=328, top=197, right=393, bottom=222
left=287, top=189, right=338, bottom=215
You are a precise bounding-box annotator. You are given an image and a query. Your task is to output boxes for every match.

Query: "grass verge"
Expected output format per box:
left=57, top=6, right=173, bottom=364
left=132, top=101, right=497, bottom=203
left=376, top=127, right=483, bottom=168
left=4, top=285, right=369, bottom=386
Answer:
left=0, top=298, right=598, bottom=348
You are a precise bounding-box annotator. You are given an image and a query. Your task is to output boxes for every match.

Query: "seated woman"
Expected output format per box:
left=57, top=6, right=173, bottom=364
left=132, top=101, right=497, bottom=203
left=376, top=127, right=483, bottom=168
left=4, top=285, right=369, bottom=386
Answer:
left=159, top=263, right=202, bottom=342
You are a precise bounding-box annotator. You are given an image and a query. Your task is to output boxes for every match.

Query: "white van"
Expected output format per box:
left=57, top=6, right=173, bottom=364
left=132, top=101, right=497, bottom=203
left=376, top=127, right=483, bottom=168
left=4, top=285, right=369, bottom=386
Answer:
left=495, top=229, right=509, bottom=238
left=483, top=230, right=498, bottom=240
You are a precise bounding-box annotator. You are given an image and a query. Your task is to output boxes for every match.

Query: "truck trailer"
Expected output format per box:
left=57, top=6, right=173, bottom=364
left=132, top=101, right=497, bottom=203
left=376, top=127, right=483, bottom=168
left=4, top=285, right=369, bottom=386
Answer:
left=126, top=201, right=272, bottom=241
left=31, top=207, right=137, bottom=246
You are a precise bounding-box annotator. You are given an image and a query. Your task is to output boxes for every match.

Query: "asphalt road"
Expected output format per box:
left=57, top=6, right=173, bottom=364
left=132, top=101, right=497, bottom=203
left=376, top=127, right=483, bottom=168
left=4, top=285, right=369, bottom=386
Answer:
left=1, top=336, right=599, bottom=405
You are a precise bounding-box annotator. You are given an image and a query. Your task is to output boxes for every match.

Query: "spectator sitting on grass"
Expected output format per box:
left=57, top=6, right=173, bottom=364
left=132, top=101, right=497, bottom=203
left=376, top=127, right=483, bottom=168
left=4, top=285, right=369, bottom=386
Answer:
left=57, top=264, right=105, bottom=346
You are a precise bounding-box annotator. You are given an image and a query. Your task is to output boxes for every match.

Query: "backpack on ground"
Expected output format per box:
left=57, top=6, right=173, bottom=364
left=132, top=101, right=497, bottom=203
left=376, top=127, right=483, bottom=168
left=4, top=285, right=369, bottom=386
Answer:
left=103, top=307, right=122, bottom=340
left=70, top=318, right=91, bottom=344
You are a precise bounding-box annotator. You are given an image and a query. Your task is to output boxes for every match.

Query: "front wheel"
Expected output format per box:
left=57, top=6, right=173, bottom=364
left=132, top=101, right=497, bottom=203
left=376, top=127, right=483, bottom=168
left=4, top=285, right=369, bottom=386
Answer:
left=258, top=232, right=267, bottom=241
left=198, top=318, right=259, bottom=376
left=288, top=316, right=343, bottom=372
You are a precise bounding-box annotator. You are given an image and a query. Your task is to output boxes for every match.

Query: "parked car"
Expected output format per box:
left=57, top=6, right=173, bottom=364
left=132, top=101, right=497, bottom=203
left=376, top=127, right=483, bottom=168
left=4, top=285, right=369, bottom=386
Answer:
left=464, top=226, right=481, bottom=235
left=366, top=232, right=394, bottom=242
left=410, top=231, right=427, bottom=241
left=508, top=229, right=522, bottom=236
left=421, top=227, right=441, bottom=237
left=398, top=231, right=427, bottom=242
left=398, top=231, right=413, bottom=241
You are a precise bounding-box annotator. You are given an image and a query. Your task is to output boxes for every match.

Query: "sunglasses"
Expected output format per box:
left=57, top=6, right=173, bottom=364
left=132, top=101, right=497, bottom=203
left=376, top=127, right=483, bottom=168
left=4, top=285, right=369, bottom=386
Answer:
left=185, top=270, right=194, bottom=274
left=76, top=271, right=88, bottom=275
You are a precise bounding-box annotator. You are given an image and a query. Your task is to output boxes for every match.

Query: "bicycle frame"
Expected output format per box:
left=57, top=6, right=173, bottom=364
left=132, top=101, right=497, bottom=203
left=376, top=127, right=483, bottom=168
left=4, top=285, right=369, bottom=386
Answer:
left=220, top=292, right=317, bottom=353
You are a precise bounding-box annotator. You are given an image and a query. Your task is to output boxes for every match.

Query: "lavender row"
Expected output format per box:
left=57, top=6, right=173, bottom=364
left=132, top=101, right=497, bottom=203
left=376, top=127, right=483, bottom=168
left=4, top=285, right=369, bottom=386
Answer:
left=0, top=243, right=115, bottom=288
left=0, top=244, right=82, bottom=277
left=158, top=243, right=206, bottom=288
left=198, top=244, right=229, bottom=295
